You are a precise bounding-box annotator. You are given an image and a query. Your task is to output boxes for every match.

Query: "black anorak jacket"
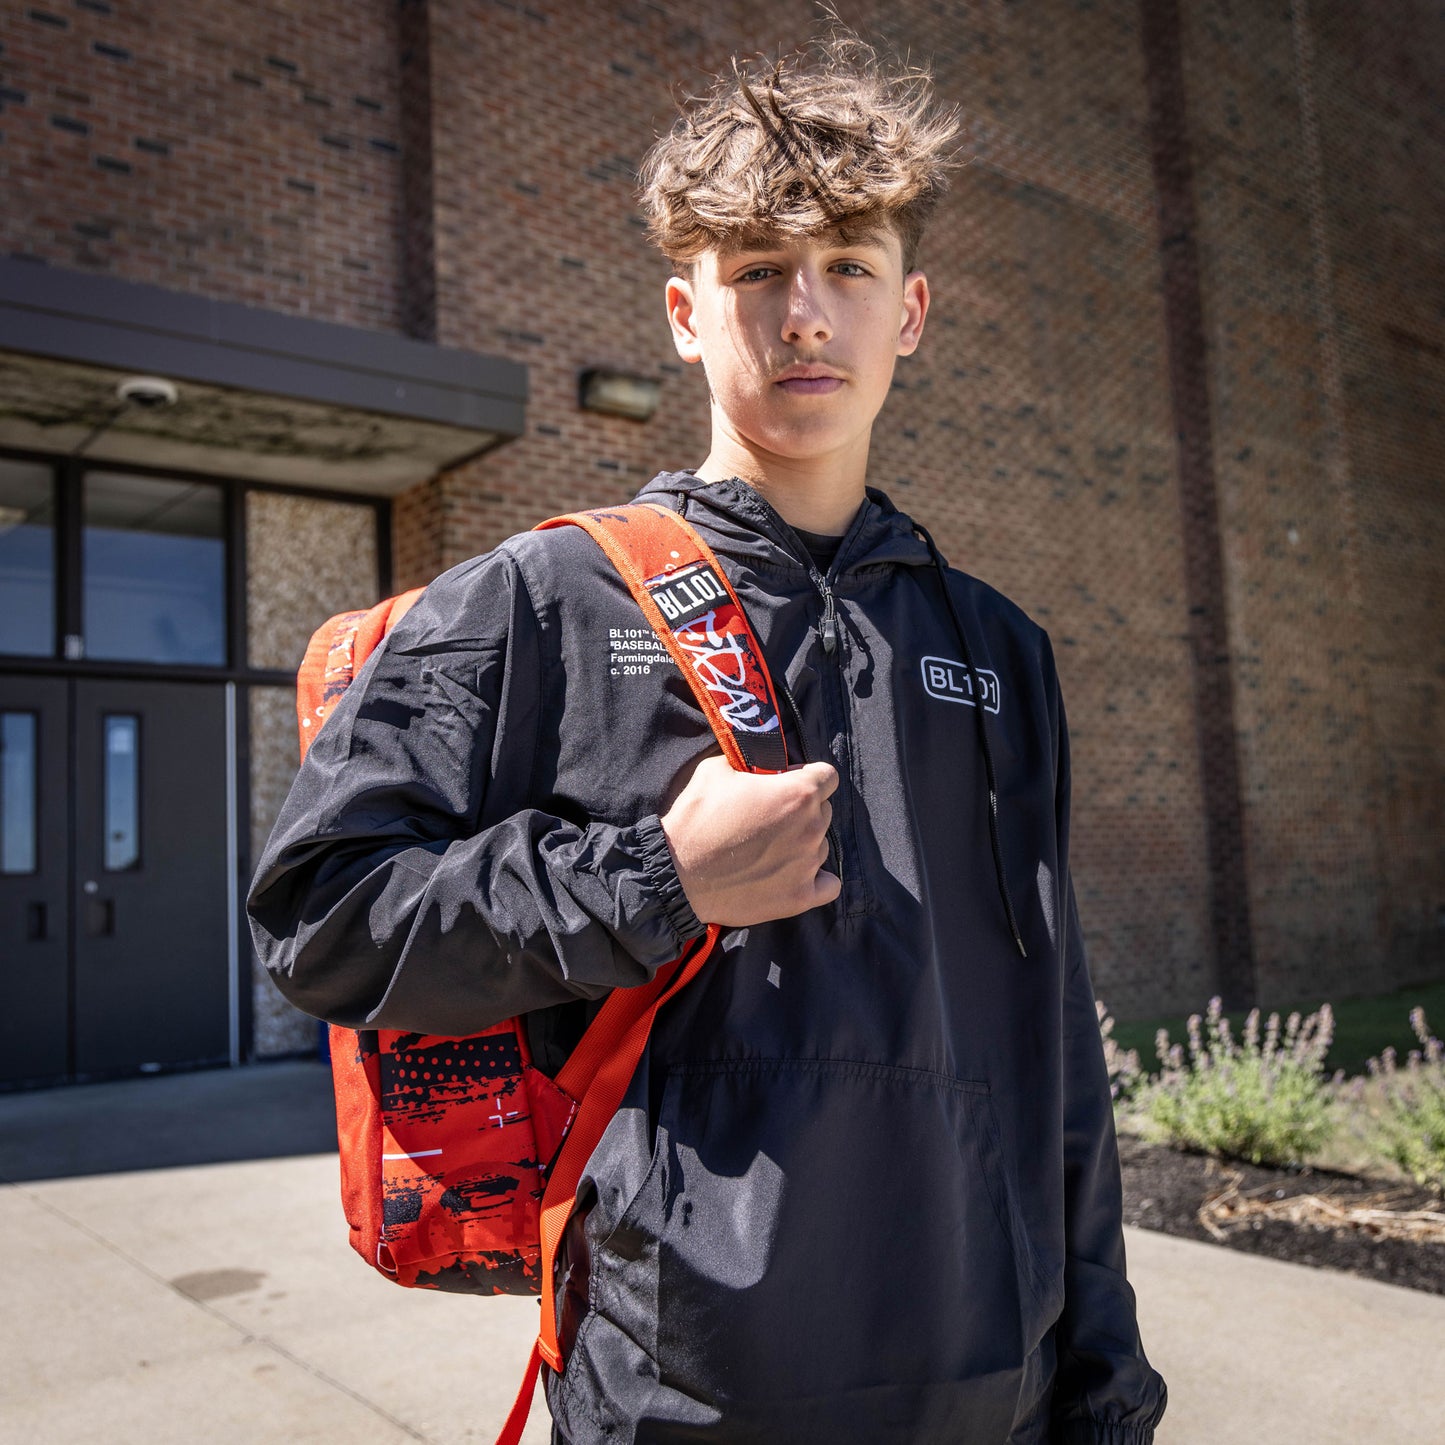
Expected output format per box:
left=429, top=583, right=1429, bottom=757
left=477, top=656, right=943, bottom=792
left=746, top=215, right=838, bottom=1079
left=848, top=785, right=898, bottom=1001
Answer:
left=248, top=471, right=1167, bottom=1445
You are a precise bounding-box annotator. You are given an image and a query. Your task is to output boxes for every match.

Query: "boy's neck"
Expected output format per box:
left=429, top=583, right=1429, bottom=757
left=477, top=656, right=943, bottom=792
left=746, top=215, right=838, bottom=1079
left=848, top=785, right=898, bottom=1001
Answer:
left=695, top=444, right=866, bottom=537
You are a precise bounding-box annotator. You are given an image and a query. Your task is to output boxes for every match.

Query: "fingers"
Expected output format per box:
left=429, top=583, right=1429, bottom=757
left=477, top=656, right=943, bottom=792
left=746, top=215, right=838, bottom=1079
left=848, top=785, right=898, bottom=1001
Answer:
left=810, top=869, right=842, bottom=908
left=797, top=760, right=839, bottom=797
left=660, top=748, right=843, bottom=926
left=772, top=862, right=839, bottom=921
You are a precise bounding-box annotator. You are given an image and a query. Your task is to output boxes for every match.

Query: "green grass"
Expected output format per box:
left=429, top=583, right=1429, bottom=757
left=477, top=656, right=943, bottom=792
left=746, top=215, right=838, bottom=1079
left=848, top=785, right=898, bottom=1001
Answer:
left=1108, top=978, right=1445, bottom=1081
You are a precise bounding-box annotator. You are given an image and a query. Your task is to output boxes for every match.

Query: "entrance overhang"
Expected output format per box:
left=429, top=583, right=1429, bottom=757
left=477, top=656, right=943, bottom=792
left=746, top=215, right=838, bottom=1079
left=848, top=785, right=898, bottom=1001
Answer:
left=0, top=260, right=527, bottom=494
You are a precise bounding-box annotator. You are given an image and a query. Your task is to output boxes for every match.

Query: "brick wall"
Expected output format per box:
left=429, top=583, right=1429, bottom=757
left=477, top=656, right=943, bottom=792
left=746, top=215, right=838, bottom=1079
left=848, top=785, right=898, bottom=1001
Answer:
left=0, top=0, right=405, bottom=326
left=7, top=0, right=1441, bottom=1019
left=1175, top=0, right=1445, bottom=1005
left=1302, top=1, right=1445, bottom=992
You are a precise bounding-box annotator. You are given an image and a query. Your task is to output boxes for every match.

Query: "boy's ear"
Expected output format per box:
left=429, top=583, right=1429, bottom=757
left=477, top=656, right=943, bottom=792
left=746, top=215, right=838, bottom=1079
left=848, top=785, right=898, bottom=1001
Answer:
left=897, top=270, right=931, bottom=358
left=666, top=275, right=704, bottom=365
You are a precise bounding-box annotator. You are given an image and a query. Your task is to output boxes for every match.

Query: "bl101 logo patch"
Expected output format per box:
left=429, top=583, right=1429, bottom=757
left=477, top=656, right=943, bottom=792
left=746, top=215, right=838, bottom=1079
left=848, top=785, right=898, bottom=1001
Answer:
left=921, top=656, right=1001, bottom=714
left=649, top=561, right=730, bottom=628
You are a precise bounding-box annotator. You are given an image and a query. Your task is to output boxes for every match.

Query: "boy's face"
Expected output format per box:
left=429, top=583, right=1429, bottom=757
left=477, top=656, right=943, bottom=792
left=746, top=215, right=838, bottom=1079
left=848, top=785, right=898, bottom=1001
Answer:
left=666, top=225, right=929, bottom=480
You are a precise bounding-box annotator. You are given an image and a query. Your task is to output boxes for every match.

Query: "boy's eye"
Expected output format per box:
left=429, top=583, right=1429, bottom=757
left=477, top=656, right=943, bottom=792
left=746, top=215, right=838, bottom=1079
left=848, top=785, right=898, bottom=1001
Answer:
left=736, top=266, right=777, bottom=282
left=833, top=261, right=870, bottom=277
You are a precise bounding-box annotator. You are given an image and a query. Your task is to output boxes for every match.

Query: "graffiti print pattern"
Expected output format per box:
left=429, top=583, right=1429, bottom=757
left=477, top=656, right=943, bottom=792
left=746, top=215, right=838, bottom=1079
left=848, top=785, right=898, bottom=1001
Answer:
left=371, top=1027, right=578, bottom=1294
left=674, top=609, right=778, bottom=737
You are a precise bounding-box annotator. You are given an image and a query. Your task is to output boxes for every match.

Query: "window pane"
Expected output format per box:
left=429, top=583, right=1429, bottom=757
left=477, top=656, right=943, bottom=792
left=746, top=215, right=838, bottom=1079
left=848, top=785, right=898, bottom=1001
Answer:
left=0, top=460, right=55, bottom=657
left=1, top=711, right=38, bottom=874
left=103, top=715, right=140, bottom=872
left=84, top=471, right=226, bottom=665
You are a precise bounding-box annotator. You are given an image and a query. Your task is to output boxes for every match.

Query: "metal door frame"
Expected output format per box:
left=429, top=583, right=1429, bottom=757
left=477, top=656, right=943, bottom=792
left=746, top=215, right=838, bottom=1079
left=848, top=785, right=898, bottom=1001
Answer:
left=1, top=445, right=392, bottom=1080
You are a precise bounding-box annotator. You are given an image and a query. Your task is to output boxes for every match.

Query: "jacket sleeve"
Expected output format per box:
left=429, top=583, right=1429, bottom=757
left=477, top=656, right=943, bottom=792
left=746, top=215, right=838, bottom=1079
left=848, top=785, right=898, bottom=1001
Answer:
left=1048, top=674, right=1169, bottom=1445
left=246, top=545, right=704, bottom=1037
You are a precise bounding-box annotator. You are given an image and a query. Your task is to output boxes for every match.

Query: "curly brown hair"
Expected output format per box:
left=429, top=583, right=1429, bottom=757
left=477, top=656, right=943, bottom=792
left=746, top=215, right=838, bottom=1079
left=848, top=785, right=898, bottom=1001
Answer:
left=638, top=31, right=961, bottom=273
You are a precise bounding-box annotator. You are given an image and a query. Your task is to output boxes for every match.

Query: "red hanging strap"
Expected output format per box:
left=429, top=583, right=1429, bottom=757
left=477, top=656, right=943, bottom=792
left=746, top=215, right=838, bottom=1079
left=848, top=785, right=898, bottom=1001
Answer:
left=494, top=1340, right=544, bottom=1445
left=536, top=923, right=721, bottom=1371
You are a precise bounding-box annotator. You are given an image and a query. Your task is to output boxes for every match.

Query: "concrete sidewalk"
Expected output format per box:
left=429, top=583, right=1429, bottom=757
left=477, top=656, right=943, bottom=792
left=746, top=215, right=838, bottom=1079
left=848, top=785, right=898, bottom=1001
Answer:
left=1, top=1061, right=1440, bottom=1444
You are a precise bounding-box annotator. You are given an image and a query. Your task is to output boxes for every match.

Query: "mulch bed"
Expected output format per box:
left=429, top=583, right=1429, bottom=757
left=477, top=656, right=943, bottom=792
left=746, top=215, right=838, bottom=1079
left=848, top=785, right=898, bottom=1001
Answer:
left=1117, top=1132, right=1445, bottom=1296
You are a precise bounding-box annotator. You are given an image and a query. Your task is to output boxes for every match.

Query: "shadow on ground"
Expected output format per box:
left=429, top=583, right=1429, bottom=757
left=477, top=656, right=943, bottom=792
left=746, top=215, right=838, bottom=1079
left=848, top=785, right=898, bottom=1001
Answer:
left=0, top=1059, right=338, bottom=1183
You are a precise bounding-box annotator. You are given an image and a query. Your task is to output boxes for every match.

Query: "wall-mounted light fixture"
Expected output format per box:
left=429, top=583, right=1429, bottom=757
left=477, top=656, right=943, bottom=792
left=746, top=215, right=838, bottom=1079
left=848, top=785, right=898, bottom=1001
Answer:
left=578, top=368, right=660, bottom=422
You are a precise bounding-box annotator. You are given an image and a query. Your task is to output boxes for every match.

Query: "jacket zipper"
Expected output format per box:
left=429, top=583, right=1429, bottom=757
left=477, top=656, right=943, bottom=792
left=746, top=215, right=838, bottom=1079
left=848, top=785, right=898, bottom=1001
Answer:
left=816, top=575, right=838, bottom=655
left=759, top=503, right=850, bottom=886
left=732, top=484, right=846, bottom=657
left=724, top=483, right=857, bottom=896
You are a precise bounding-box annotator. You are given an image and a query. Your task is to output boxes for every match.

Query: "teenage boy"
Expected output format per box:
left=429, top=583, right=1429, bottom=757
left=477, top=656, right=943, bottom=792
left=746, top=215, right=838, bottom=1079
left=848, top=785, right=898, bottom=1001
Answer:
left=249, top=34, right=1167, bottom=1445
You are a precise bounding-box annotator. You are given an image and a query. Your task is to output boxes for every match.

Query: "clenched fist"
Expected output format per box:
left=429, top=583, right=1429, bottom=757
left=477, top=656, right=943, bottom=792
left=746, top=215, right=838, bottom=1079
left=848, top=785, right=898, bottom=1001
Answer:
left=659, top=753, right=841, bottom=926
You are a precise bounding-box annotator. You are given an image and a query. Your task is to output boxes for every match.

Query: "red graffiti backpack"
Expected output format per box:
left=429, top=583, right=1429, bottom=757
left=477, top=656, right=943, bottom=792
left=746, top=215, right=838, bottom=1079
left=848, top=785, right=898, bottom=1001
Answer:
left=294, top=502, right=787, bottom=1445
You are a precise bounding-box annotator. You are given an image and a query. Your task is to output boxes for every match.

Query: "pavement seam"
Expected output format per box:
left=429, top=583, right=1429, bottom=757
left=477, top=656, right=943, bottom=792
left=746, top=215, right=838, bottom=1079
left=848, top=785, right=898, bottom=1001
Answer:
left=3, top=1178, right=433, bottom=1443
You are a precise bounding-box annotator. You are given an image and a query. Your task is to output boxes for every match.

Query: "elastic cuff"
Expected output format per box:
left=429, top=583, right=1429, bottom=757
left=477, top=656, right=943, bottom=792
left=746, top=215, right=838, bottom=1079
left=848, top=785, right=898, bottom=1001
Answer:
left=1055, top=1422, right=1156, bottom=1445
left=632, top=813, right=705, bottom=947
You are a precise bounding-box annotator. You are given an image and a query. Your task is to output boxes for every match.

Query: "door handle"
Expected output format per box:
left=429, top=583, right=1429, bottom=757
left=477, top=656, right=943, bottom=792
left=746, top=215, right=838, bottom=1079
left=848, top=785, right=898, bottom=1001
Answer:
left=27, top=902, right=46, bottom=941
left=85, top=897, right=115, bottom=937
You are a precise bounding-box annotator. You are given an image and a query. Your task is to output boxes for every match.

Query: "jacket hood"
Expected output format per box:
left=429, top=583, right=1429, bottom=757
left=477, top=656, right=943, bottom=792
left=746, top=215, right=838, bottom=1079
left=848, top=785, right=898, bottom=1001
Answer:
left=637, top=468, right=1028, bottom=959
left=634, top=470, right=939, bottom=575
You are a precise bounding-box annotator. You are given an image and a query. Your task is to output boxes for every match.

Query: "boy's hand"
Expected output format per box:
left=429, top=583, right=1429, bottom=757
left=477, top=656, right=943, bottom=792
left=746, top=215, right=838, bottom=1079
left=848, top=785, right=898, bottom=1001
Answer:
left=659, top=754, right=841, bottom=925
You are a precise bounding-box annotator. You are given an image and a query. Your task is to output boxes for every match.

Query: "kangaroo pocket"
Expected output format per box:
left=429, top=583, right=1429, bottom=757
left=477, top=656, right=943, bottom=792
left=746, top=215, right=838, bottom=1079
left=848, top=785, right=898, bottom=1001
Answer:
left=572, top=1058, right=1058, bottom=1436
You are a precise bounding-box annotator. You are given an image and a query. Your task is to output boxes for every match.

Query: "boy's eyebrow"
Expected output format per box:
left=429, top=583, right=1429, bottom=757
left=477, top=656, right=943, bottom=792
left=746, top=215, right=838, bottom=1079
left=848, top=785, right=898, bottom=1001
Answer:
left=718, top=226, right=894, bottom=262
left=828, top=225, right=893, bottom=252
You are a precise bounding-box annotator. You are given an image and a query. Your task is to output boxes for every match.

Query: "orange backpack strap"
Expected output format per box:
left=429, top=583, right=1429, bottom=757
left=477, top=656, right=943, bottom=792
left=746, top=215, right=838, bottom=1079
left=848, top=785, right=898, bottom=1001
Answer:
left=496, top=924, right=722, bottom=1443
left=297, top=588, right=425, bottom=761
left=537, top=501, right=788, bottom=774
left=502, top=503, right=784, bottom=1398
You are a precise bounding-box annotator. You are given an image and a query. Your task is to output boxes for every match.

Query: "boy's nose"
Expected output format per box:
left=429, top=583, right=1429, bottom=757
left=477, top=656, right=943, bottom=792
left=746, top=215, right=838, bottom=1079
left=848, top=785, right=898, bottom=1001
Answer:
left=781, top=273, right=832, bottom=345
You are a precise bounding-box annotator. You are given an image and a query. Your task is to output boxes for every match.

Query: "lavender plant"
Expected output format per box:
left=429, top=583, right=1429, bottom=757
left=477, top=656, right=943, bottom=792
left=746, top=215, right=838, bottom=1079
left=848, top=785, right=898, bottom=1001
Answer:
left=1096, top=999, right=1143, bottom=1108
left=1140, top=996, right=1339, bottom=1167
left=1362, top=1009, right=1445, bottom=1195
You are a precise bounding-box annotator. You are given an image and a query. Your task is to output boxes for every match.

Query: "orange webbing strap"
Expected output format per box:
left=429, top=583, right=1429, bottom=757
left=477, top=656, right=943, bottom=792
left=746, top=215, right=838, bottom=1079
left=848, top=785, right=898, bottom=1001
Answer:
left=494, top=927, right=721, bottom=1445
left=496, top=1340, right=543, bottom=1445
left=297, top=587, right=425, bottom=762
left=539, top=925, right=720, bottom=1362
left=491, top=505, right=782, bottom=1441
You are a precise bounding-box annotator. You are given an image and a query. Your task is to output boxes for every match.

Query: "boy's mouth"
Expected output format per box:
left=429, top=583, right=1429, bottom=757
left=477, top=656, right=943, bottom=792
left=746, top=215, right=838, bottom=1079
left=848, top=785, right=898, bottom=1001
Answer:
left=773, top=365, right=845, bottom=396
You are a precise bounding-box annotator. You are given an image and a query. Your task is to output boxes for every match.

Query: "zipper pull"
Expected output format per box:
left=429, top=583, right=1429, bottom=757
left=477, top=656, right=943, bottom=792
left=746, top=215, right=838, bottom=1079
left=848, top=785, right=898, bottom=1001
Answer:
left=820, top=583, right=837, bottom=655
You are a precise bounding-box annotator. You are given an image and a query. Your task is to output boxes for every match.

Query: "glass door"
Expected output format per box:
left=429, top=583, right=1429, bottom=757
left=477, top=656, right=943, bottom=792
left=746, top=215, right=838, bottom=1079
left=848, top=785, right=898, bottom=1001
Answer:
left=0, top=676, right=68, bottom=1084
left=71, top=679, right=230, bottom=1076
left=0, top=676, right=231, bottom=1084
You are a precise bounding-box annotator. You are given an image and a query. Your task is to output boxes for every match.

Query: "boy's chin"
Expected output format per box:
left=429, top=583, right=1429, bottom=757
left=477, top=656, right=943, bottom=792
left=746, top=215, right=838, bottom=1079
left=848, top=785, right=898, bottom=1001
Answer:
left=733, top=435, right=867, bottom=473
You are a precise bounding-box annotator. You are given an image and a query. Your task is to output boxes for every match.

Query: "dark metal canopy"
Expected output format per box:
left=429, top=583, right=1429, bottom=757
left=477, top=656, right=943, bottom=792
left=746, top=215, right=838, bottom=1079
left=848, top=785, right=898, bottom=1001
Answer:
left=0, top=259, right=527, bottom=493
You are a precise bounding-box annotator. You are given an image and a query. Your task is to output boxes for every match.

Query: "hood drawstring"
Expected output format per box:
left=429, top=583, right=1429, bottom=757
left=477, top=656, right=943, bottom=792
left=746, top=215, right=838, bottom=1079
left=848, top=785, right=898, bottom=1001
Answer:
left=915, top=523, right=1028, bottom=960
